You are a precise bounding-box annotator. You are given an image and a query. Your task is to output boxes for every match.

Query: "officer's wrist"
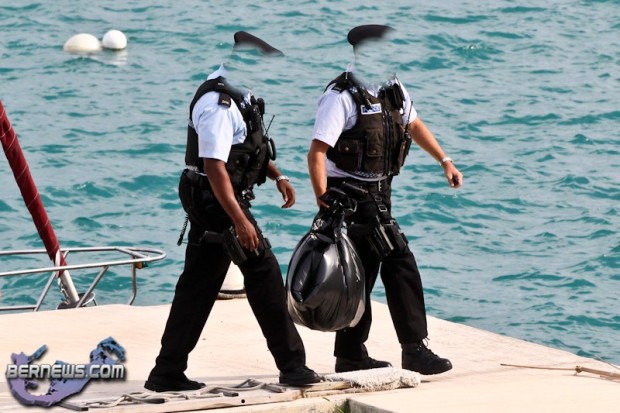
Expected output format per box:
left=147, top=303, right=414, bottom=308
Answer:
left=439, top=156, right=453, bottom=167
left=275, top=175, right=289, bottom=183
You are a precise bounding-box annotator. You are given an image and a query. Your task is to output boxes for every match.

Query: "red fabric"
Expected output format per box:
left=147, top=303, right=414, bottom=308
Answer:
left=0, top=100, right=67, bottom=272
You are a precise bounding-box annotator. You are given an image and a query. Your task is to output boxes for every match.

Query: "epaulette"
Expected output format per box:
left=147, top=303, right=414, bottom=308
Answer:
left=218, top=93, right=232, bottom=107
left=325, top=72, right=352, bottom=93
left=331, top=83, right=347, bottom=93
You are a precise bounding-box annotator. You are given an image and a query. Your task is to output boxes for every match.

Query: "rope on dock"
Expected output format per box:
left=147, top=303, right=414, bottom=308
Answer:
left=501, top=363, right=620, bottom=381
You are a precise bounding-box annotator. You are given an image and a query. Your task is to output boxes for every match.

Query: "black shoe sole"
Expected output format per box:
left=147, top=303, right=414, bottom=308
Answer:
left=144, top=379, right=205, bottom=392
left=404, top=363, right=453, bottom=375
left=335, top=358, right=392, bottom=373
left=279, top=376, right=321, bottom=386
left=335, top=364, right=392, bottom=373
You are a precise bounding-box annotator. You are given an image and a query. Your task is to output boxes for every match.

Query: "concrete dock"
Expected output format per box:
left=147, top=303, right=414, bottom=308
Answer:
left=0, top=300, right=617, bottom=412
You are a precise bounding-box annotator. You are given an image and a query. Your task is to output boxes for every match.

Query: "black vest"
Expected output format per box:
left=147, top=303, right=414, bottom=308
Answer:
left=325, top=73, right=411, bottom=178
left=185, top=77, right=271, bottom=190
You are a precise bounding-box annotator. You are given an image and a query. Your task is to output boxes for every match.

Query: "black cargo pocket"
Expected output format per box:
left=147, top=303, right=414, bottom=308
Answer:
left=365, top=129, right=382, bottom=172
left=250, top=145, right=266, bottom=171
left=334, top=139, right=360, bottom=171
left=227, top=153, right=250, bottom=187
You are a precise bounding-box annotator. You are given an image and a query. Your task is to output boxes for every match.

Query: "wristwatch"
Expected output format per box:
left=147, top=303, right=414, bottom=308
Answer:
left=275, top=175, right=289, bottom=183
left=439, top=156, right=453, bottom=166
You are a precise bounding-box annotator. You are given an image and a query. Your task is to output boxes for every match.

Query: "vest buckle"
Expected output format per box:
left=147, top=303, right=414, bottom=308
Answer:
left=377, top=179, right=385, bottom=192
left=240, top=188, right=255, bottom=201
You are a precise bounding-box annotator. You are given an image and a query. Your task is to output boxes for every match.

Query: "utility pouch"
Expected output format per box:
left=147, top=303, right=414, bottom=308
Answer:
left=329, top=139, right=361, bottom=172
left=395, top=130, right=412, bottom=171
left=178, top=170, right=196, bottom=215
left=226, top=153, right=250, bottom=188
left=366, top=215, right=395, bottom=259
left=349, top=216, right=409, bottom=259
left=249, top=104, right=262, bottom=132
left=382, top=220, right=409, bottom=252
left=179, top=170, right=217, bottom=228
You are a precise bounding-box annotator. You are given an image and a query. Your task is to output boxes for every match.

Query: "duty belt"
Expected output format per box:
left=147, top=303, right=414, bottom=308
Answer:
left=184, top=169, right=255, bottom=200
left=185, top=169, right=211, bottom=188
left=327, top=177, right=391, bottom=193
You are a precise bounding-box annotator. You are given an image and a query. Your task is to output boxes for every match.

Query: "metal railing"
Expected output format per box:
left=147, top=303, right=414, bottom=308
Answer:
left=0, top=246, right=166, bottom=312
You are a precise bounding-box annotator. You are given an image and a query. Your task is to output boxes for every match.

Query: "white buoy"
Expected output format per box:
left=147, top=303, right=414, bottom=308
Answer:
left=102, top=30, right=127, bottom=50
left=63, top=33, right=102, bottom=53
left=218, top=264, right=246, bottom=299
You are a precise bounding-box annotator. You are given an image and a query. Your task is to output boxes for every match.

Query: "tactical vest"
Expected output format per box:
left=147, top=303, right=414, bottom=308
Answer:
left=325, top=73, right=411, bottom=178
left=185, top=76, right=272, bottom=191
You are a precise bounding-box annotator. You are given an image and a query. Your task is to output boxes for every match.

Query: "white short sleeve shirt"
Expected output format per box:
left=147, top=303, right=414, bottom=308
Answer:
left=312, top=74, right=417, bottom=180
left=190, top=66, right=249, bottom=164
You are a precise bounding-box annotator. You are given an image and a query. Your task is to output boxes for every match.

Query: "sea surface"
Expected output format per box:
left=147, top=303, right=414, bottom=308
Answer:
left=1, top=0, right=618, bottom=365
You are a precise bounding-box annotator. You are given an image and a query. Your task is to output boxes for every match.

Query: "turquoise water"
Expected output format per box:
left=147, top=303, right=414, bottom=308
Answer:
left=1, top=0, right=618, bottom=365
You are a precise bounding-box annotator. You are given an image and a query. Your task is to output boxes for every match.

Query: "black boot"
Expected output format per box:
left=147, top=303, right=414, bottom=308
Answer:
left=279, top=365, right=321, bottom=386
left=144, top=373, right=206, bottom=392
left=402, top=341, right=452, bottom=375
left=335, top=356, right=392, bottom=373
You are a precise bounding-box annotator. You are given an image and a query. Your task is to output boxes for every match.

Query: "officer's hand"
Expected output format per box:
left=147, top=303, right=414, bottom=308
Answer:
left=234, top=216, right=259, bottom=251
left=316, top=192, right=330, bottom=209
left=276, top=179, right=295, bottom=208
left=443, top=162, right=463, bottom=189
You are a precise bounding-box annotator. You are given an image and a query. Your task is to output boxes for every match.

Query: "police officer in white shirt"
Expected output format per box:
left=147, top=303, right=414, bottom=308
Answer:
left=307, top=25, right=463, bottom=375
left=146, top=32, right=320, bottom=392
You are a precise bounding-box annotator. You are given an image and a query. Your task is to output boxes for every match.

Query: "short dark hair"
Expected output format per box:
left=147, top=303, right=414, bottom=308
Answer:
left=347, top=25, right=394, bottom=50
left=233, top=31, right=283, bottom=56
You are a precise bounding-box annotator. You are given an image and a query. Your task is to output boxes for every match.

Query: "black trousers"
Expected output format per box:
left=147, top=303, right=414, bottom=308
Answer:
left=150, top=182, right=306, bottom=378
left=329, top=180, right=429, bottom=360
